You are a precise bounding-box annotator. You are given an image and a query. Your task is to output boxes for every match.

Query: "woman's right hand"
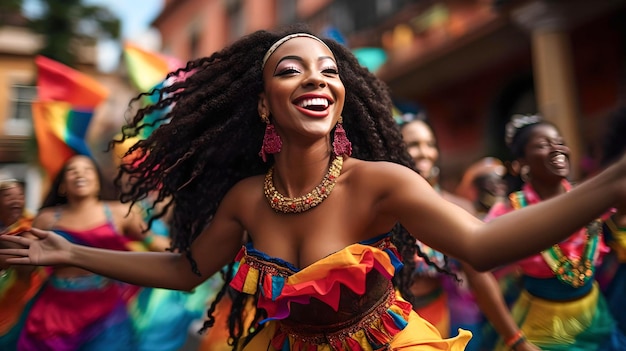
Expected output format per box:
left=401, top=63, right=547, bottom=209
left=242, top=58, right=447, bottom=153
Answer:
left=0, top=227, right=73, bottom=266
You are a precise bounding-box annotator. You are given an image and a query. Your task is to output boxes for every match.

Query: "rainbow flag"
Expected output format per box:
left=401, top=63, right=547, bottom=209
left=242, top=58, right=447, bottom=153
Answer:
left=123, top=42, right=182, bottom=93
left=122, top=43, right=182, bottom=139
left=33, top=56, right=108, bottom=179
left=35, top=56, right=108, bottom=108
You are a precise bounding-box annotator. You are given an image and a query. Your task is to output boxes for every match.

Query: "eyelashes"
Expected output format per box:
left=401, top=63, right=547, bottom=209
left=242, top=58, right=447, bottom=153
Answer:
left=274, top=65, right=339, bottom=77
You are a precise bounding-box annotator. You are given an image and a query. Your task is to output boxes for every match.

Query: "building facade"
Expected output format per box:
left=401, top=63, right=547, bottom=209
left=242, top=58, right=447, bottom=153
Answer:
left=152, top=0, right=626, bottom=188
left=0, top=19, right=137, bottom=210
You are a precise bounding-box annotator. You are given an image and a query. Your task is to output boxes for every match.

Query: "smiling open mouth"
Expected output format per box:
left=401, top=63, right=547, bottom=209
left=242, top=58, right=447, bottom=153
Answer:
left=296, top=98, right=329, bottom=111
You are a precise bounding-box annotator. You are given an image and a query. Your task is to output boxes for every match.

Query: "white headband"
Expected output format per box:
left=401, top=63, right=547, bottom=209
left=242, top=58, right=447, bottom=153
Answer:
left=262, top=33, right=331, bottom=69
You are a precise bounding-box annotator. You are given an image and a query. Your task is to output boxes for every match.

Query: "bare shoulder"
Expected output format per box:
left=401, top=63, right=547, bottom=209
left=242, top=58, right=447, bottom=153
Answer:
left=104, top=201, right=135, bottom=217
left=32, top=207, right=58, bottom=229
left=343, top=158, right=424, bottom=191
left=344, top=158, right=415, bottom=176
left=220, top=174, right=264, bottom=212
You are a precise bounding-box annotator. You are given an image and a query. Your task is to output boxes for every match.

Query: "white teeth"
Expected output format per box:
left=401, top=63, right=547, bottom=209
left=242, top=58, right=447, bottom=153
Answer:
left=553, top=154, right=566, bottom=163
left=298, top=98, right=329, bottom=108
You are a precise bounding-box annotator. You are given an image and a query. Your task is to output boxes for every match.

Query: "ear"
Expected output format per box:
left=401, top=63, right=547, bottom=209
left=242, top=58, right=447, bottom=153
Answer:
left=258, top=92, right=269, bottom=117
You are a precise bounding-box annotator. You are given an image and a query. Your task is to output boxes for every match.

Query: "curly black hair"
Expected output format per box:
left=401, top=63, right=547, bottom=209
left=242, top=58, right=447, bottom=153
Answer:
left=111, top=23, right=450, bottom=348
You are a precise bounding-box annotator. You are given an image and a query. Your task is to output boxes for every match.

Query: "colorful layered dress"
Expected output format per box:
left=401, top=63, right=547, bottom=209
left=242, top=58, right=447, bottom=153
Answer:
left=486, top=181, right=626, bottom=350
left=0, top=212, right=48, bottom=350
left=17, top=206, right=140, bottom=351
left=600, top=215, right=626, bottom=334
left=127, top=216, right=224, bottom=351
left=412, top=242, right=486, bottom=351
left=411, top=242, right=454, bottom=339
left=229, top=233, right=471, bottom=350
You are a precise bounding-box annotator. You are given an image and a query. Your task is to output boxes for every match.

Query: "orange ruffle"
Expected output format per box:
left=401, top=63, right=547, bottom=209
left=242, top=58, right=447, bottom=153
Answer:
left=241, top=304, right=472, bottom=351
left=229, top=236, right=424, bottom=349
left=1, top=214, right=33, bottom=235
left=230, top=238, right=399, bottom=320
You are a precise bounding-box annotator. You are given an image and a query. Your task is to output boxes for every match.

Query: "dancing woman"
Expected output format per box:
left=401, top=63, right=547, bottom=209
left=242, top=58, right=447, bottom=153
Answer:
left=0, top=179, right=47, bottom=350
left=15, top=156, right=151, bottom=351
left=485, top=114, right=626, bottom=350
left=598, top=106, right=626, bottom=336
left=2, top=25, right=626, bottom=350
left=399, top=114, right=538, bottom=351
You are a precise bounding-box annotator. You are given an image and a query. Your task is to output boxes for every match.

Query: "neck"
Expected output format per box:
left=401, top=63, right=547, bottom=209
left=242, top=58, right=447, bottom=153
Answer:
left=65, top=196, right=101, bottom=211
left=271, top=143, right=334, bottom=198
left=528, top=178, right=566, bottom=200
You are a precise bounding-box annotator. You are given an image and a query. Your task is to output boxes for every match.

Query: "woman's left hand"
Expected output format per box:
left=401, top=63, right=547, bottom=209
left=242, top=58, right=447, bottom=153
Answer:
left=0, top=227, right=74, bottom=266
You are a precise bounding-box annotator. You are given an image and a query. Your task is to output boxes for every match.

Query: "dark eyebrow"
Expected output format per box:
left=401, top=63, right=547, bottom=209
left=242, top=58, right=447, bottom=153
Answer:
left=276, top=55, right=302, bottom=66
left=274, top=55, right=337, bottom=70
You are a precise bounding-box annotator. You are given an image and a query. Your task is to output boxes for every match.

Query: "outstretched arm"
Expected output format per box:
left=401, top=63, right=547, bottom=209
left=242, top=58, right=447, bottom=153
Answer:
left=377, top=154, right=626, bottom=271
left=0, top=188, right=246, bottom=292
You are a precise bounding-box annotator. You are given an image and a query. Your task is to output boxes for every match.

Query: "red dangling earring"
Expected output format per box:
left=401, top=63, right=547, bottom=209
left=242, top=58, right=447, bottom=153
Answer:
left=332, top=117, right=352, bottom=156
left=259, top=113, right=282, bottom=162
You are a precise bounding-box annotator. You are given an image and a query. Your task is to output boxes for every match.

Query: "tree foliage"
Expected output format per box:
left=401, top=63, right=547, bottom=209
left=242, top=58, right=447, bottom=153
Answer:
left=0, top=0, right=121, bottom=67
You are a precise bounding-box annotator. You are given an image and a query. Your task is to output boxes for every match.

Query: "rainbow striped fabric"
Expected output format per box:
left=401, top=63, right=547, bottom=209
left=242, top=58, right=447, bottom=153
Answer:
left=122, top=43, right=183, bottom=140
left=32, top=56, right=108, bottom=179
left=123, top=42, right=182, bottom=93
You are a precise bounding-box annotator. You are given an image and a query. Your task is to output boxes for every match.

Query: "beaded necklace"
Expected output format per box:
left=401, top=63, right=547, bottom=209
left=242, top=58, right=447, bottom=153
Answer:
left=264, top=155, right=343, bottom=214
left=509, top=190, right=601, bottom=288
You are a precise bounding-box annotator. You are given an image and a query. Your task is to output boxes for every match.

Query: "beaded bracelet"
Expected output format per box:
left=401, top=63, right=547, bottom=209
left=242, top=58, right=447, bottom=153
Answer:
left=505, top=330, right=525, bottom=350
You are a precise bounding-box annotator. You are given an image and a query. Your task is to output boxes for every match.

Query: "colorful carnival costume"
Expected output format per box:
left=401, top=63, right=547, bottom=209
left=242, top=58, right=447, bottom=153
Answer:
left=198, top=286, right=257, bottom=351
left=412, top=240, right=489, bottom=351
left=127, top=215, right=223, bottom=351
left=600, top=215, right=626, bottom=335
left=17, top=206, right=140, bottom=351
left=486, top=181, right=626, bottom=350
left=229, top=233, right=471, bottom=350
left=410, top=242, right=454, bottom=339
left=0, top=212, right=48, bottom=350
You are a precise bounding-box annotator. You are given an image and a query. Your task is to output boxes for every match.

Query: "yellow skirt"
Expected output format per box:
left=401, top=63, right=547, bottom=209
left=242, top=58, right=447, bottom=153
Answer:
left=242, top=308, right=471, bottom=351
left=494, top=283, right=615, bottom=350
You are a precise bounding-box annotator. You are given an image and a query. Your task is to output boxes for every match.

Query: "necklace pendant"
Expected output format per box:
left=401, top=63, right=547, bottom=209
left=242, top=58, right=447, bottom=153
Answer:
left=264, top=156, right=344, bottom=214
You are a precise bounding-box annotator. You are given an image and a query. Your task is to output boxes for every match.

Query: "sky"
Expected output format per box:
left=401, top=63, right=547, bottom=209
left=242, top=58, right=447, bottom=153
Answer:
left=87, top=0, right=164, bottom=71
left=25, top=0, right=165, bottom=72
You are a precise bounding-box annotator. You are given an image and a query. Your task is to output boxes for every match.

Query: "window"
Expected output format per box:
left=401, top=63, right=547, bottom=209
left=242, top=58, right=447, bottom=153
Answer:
left=226, top=0, right=245, bottom=42
left=6, top=84, right=36, bottom=136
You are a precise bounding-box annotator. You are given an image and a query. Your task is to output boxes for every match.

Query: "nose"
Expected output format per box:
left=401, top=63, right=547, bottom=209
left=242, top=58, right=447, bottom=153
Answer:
left=414, top=144, right=430, bottom=158
left=302, top=71, right=326, bottom=88
left=408, top=146, right=419, bottom=159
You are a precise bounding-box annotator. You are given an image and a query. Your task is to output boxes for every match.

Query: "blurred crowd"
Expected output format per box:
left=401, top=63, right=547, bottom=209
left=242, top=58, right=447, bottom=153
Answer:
left=2, top=104, right=625, bottom=350
left=1, top=12, right=626, bottom=348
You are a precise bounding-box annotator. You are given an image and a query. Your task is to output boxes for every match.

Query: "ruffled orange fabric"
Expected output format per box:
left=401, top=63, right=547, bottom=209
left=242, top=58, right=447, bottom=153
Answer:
left=230, top=235, right=472, bottom=350
left=413, top=290, right=450, bottom=338
left=1, top=212, right=33, bottom=236
left=241, top=303, right=472, bottom=351
left=230, top=237, right=399, bottom=320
